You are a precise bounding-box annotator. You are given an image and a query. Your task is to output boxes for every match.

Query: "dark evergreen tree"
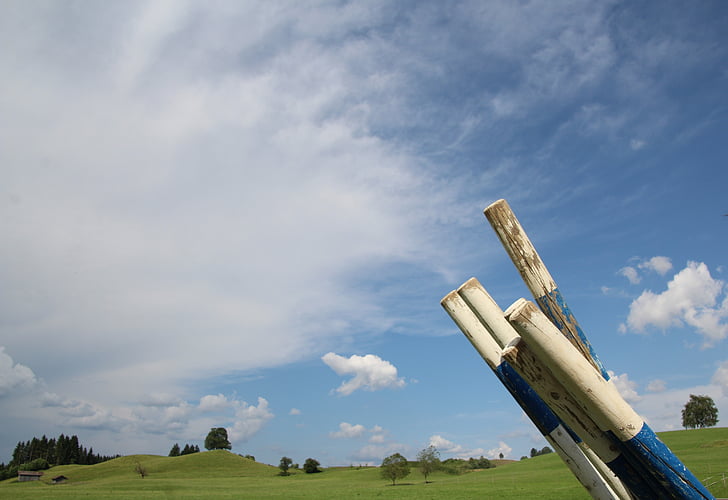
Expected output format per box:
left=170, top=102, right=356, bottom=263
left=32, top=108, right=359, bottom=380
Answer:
left=169, top=443, right=181, bottom=457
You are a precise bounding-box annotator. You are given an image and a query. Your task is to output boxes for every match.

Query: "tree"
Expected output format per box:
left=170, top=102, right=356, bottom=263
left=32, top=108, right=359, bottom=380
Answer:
left=416, top=445, right=440, bottom=483
left=303, top=458, right=321, bottom=473
left=204, top=427, right=232, bottom=451
left=682, top=394, right=719, bottom=429
left=134, top=461, right=147, bottom=478
left=529, top=446, right=553, bottom=458
left=169, top=443, right=180, bottom=457
left=380, top=453, right=410, bottom=485
left=278, top=456, right=293, bottom=476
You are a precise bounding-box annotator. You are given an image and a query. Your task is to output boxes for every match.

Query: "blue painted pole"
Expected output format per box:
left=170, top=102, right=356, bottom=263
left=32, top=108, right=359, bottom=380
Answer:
left=506, top=298, right=715, bottom=500
left=484, top=199, right=608, bottom=379
left=441, top=288, right=630, bottom=500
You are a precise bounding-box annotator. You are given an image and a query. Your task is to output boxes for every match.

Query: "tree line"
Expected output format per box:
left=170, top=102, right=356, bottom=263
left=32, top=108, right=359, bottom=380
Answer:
left=168, top=443, right=201, bottom=456
left=380, top=446, right=497, bottom=485
left=0, top=434, right=119, bottom=480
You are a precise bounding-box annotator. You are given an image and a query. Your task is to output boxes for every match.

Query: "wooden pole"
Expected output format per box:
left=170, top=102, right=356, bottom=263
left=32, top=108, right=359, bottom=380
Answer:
left=507, top=299, right=715, bottom=500
left=484, top=199, right=608, bottom=378
left=441, top=289, right=628, bottom=500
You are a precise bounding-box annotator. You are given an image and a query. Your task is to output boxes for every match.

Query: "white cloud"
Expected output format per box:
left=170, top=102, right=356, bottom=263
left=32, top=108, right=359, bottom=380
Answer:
left=646, top=379, right=667, bottom=393
left=369, top=433, right=386, bottom=444
left=712, top=361, right=728, bottom=397
left=199, top=394, right=232, bottom=412
left=289, top=408, right=301, bottom=416
left=229, top=397, right=274, bottom=443
left=619, top=257, right=673, bottom=286
left=630, top=139, right=646, bottom=150
left=0, top=0, right=465, bottom=415
left=322, top=353, right=406, bottom=396
left=608, top=371, right=642, bottom=403
left=0, top=347, right=38, bottom=396
left=428, top=434, right=486, bottom=459
left=619, top=266, right=641, bottom=284
left=330, top=422, right=367, bottom=439
left=638, top=256, right=673, bottom=275
left=628, top=382, right=727, bottom=433
left=622, top=261, right=728, bottom=346
left=42, top=392, right=129, bottom=431
left=487, top=441, right=513, bottom=460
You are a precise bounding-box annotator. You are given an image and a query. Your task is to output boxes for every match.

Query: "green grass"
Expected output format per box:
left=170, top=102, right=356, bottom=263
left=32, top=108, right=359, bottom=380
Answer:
left=2, top=428, right=727, bottom=499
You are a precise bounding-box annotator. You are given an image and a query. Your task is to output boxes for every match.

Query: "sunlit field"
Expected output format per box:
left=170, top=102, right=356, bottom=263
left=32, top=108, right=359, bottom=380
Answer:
left=2, top=428, right=726, bottom=499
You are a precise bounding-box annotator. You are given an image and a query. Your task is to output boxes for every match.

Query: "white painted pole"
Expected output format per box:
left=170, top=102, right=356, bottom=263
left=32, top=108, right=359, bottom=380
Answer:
left=484, top=199, right=607, bottom=378
left=506, top=299, right=641, bottom=439
left=455, top=278, right=632, bottom=499
left=506, top=299, right=716, bottom=500
left=441, top=290, right=627, bottom=500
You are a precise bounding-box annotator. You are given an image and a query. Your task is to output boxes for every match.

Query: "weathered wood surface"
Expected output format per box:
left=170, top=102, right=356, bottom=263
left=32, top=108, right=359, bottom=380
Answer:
left=441, top=288, right=626, bottom=500
left=484, top=198, right=607, bottom=378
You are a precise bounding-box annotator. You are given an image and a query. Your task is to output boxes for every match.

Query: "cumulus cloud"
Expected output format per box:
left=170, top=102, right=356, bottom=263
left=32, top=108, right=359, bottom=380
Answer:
left=199, top=394, right=232, bottom=412
left=622, top=261, right=728, bottom=346
left=712, top=361, right=728, bottom=397
left=428, top=435, right=486, bottom=459
left=42, top=392, right=128, bottom=431
left=608, top=371, right=642, bottom=403
left=639, top=256, right=673, bottom=276
left=330, top=422, right=367, bottom=439
left=619, top=257, right=672, bottom=285
left=0, top=347, right=38, bottom=396
left=487, top=441, right=513, bottom=460
left=329, top=422, right=385, bottom=442
left=322, top=353, right=406, bottom=396
left=229, top=397, right=274, bottom=443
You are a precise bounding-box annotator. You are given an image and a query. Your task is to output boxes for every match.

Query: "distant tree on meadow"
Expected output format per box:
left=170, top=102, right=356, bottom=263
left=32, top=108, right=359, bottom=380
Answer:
left=682, top=394, right=719, bottom=429
left=204, top=428, right=231, bottom=451
left=416, top=445, right=440, bottom=482
left=169, top=443, right=181, bottom=457
left=134, top=461, right=148, bottom=478
left=468, top=456, right=493, bottom=469
left=278, top=456, right=293, bottom=476
left=380, top=453, right=409, bottom=485
left=303, top=457, right=321, bottom=473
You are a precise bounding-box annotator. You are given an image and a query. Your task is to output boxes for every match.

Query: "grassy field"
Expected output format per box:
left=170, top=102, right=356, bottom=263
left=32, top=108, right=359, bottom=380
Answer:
left=1, top=427, right=726, bottom=499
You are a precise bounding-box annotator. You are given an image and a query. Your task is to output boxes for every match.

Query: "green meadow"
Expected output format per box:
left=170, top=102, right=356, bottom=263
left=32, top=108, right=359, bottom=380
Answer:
left=2, top=427, right=726, bottom=499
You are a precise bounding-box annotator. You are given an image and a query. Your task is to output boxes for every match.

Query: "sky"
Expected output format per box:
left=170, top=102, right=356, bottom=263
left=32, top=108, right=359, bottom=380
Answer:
left=1, top=0, right=727, bottom=468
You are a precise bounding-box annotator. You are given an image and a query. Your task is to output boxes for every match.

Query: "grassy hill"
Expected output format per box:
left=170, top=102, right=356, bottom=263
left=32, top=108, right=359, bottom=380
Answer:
left=2, top=428, right=726, bottom=499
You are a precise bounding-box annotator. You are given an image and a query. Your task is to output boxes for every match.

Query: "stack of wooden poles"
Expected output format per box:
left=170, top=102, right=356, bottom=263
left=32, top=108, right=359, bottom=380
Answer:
left=440, top=199, right=714, bottom=500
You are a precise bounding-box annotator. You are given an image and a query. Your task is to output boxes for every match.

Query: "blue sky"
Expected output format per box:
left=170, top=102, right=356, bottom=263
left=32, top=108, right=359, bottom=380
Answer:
left=1, top=0, right=727, bottom=467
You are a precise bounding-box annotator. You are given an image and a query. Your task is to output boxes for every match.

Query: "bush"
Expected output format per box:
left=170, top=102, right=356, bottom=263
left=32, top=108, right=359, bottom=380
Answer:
left=303, top=458, right=321, bottom=473
left=19, top=458, right=50, bottom=471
